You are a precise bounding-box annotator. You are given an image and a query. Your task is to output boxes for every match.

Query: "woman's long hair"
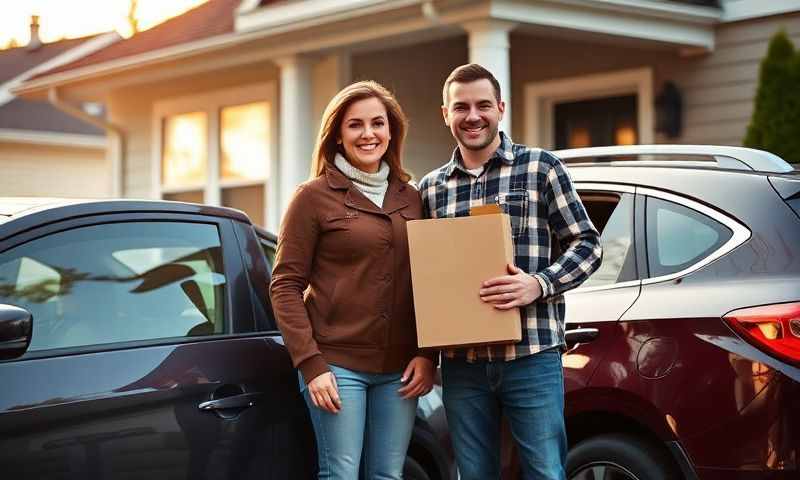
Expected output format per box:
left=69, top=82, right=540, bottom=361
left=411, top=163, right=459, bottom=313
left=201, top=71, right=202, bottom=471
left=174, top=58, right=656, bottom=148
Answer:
left=310, top=81, right=411, bottom=182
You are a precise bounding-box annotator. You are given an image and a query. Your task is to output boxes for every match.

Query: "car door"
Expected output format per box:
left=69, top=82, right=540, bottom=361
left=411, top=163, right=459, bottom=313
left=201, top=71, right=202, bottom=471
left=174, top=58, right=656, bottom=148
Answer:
left=0, top=212, right=312, bottom=479
left=563, top=184, right=642, bottom=392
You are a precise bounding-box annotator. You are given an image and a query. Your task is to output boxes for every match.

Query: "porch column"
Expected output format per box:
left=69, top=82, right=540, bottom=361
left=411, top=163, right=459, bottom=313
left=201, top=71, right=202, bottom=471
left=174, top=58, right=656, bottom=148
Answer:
left=461, top=20, right=516, bottom=135
left=273, top=55, right=313, bottom=231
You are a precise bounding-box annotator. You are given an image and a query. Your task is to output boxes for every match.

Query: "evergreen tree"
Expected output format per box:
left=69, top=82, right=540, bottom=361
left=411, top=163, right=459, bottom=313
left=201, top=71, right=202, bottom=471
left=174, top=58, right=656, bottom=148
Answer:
left=744, top=30, right=800, bottom=165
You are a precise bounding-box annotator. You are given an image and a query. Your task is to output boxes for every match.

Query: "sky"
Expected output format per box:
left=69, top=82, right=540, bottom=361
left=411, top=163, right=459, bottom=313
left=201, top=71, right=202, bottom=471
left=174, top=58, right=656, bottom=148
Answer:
left=0, top=0, right=208, bottom=49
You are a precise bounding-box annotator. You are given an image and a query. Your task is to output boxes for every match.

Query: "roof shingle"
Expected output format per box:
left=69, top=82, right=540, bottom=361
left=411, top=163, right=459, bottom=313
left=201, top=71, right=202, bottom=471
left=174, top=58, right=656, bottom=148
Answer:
left=0, top=35, right=101, bottom=84
left=38, top=0, right=240, bottom=78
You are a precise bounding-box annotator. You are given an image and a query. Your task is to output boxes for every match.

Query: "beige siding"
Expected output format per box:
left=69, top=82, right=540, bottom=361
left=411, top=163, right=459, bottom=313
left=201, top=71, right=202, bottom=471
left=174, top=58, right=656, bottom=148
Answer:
left=107, top=60, right=280, bottom=198
left=0, top=142, right=108, bottom=197
left=511, top=11, right=800, bottom=147
left=352, top=37, right=468, bottom=181
left=668, top=12, right=800, bottom=145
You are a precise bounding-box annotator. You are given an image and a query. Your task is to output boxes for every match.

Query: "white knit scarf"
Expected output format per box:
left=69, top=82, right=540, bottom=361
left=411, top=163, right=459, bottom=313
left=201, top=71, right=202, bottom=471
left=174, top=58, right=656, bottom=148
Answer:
left=334, top=153, right=390, bottom=208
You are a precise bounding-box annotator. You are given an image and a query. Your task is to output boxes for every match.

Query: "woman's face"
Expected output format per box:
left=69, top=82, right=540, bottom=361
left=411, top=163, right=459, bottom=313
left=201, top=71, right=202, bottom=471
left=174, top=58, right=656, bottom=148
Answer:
left=338, top=96, right=391, bottom=173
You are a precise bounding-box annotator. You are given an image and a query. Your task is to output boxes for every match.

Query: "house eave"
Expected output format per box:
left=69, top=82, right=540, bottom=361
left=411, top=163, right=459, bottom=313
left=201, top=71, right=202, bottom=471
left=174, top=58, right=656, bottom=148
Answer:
left=14, top=0, right=725, bottom=96
left=0, top=128, right=106, bottom=149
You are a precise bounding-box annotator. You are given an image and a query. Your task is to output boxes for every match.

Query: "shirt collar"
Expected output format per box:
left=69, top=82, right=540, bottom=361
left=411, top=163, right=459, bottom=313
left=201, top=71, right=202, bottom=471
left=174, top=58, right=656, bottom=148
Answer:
left=444, top=131, right=515, bottom=178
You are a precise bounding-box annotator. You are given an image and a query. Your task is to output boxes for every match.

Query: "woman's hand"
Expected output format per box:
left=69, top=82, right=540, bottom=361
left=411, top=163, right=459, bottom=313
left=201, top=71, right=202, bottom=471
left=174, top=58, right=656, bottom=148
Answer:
left=308, top=371, right=342, bottom=413
left=398, top=356, right=435, bottom=399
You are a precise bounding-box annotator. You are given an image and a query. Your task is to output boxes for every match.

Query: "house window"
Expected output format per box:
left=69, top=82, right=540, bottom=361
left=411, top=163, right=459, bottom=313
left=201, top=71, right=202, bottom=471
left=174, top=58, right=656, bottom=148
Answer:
left=220, top=101, right=269, bottom=226
left=162, top=111, right=208, bottom=197
left=155, top=83, right=276, bottom=226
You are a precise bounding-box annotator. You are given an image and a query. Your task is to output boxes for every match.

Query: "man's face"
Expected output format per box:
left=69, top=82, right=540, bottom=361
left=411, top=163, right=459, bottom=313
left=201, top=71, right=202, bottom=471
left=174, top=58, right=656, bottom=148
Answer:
left=442, top=79, right=505, bottom=152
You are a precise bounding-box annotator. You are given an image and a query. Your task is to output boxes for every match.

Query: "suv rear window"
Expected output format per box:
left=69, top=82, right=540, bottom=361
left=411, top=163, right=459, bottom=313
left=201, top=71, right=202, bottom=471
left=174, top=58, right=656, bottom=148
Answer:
left=646, top=197, right=733, bottom=278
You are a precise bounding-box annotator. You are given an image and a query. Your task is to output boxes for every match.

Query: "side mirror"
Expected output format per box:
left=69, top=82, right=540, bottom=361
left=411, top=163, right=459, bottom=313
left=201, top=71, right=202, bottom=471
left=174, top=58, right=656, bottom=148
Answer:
left=0, top=304, right=33, bottom=360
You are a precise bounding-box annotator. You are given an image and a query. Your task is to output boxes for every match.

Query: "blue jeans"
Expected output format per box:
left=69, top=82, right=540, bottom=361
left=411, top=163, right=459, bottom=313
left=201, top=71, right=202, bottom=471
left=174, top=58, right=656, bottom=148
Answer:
left=299, top=364, right=417, bottom=480
left=442, top=349, right=567, bottom=480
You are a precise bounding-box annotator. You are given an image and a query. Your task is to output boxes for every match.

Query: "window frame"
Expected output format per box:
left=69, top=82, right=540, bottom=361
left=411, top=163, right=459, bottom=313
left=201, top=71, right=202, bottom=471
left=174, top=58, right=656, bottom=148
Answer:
left=572, top=183, right=640, bottom=293
left=152, top=82, right=278, bottom=225
left=0, top=212, right=255, bottom=362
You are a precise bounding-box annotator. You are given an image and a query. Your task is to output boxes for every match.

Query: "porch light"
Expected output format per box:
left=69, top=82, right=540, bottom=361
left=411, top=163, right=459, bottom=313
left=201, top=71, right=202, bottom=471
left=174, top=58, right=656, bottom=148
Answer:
left=655, top=81, right=683, bottom=138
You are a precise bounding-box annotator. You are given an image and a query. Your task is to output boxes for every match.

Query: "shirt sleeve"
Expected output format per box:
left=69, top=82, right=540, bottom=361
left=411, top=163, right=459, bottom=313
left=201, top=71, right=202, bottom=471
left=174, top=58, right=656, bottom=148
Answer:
left=535, top=152, right=603, bottom=298
left=269, top=184, right=329, bottom=383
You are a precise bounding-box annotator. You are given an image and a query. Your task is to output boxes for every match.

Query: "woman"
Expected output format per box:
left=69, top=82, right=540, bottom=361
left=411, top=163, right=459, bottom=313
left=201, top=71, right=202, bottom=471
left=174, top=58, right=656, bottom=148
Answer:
left=269, top=81, right=436, bottom=480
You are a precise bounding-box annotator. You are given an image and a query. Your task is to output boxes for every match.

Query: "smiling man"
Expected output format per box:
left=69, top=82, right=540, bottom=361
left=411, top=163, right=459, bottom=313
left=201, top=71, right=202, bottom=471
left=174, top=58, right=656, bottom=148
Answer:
left=418, top=64, right=602, bottom=480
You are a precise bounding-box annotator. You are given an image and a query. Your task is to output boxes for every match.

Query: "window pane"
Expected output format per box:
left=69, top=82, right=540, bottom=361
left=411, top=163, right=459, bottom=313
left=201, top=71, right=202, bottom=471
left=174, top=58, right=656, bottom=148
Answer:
left=646, top=197, right=732, bottom=278
left=220, top=101, right=269, bottom=181
left=0, top=222, right=226, bottom=351
left=581, top=192, right=636, bottom=287
left=222, top=185, right=264, bottom=226
left=162, top=111, right=207, bottom=188
left=163, top=190, right=204, bottom=204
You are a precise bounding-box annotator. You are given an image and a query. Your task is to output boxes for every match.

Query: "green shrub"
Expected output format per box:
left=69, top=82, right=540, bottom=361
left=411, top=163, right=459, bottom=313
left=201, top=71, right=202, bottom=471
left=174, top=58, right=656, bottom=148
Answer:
left=743, top=30, right=800, bottom=165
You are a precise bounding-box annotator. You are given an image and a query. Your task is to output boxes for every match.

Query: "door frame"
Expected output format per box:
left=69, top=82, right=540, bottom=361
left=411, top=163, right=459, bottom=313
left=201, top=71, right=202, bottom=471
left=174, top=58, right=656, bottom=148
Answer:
left=524, top=67, right=654, bottom=150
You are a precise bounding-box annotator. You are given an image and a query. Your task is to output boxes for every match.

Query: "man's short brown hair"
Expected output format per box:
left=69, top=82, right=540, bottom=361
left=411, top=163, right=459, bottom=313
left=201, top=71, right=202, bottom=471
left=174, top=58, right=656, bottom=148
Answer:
left=442, top=63, right=502, bottom=106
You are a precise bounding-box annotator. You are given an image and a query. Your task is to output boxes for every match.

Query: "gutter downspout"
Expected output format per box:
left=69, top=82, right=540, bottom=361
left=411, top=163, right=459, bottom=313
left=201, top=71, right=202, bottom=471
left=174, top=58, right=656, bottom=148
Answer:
left=48, top=87, right=124, bottom=197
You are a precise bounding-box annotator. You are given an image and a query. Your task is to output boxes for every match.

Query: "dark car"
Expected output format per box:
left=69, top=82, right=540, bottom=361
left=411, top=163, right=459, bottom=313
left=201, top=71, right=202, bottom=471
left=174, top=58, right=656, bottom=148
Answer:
left=496, top=145, right=798, bottom=480
left=0, top=198, right=454, bottom=480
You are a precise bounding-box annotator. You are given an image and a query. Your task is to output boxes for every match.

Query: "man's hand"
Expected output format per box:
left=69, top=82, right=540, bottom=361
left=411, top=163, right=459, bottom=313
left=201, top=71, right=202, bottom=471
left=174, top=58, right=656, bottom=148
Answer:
left=307, top=371, right=342, bottom=413
left=398, top=356, right=435, bottom=399
left=480, top=263, right=543, bottom=309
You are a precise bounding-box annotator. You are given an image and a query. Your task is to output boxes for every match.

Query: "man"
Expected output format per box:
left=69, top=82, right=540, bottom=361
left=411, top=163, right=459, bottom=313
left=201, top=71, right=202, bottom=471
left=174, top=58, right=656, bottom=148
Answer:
left=418, top=63, right=602, bottom=479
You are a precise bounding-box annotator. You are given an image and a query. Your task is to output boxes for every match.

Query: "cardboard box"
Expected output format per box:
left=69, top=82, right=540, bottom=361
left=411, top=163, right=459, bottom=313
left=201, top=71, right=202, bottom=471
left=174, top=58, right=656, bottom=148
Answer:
left=406, top=212, right=522, bottom=348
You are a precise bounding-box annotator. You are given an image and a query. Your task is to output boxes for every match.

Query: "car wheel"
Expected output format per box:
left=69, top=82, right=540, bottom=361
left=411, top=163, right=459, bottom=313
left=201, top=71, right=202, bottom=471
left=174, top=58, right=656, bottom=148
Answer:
left=566, top=433, right=679, bottom=480
left=403, top=456, right=432, bottom=480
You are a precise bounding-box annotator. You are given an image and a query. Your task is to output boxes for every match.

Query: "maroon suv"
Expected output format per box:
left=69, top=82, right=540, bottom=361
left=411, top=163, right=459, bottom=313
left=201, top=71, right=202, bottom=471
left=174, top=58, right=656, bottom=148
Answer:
left=522, top=145, right=799, bottom=480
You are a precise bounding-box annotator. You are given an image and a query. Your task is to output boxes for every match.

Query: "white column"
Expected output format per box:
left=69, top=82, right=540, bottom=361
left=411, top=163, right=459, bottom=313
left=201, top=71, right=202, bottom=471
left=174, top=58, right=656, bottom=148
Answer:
left=461, top=20, right=516, bottom=135
left=272, top=55, right=314, bottom=232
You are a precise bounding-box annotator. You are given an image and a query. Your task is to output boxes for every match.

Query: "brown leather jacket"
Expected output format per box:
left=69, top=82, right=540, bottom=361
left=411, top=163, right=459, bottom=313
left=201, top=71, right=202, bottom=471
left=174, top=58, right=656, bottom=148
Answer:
left=269, top=166, right=433, bottom=383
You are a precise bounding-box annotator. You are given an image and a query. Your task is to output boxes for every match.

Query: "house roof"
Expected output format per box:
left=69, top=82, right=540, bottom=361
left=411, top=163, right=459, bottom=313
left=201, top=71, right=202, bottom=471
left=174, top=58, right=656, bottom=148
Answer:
left=0, top=35, right=109, bottom=137
left=0, top=98, right=102, bottom=135
left=22, top=0, right=723, bottom=87
left=0, top=35, right=101, bottom=85
left=37, top=0, right=243, bottom=79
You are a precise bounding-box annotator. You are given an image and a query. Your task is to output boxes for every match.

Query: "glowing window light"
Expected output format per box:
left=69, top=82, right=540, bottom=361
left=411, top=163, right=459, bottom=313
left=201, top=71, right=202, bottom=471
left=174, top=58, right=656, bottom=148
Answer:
left=220, top=102, right=270, bottom=181
left=162, top=112, right=207, bottom=188
left=615, top=122, right=637, bottom=145
left=568, top=126, right=591, bottom=148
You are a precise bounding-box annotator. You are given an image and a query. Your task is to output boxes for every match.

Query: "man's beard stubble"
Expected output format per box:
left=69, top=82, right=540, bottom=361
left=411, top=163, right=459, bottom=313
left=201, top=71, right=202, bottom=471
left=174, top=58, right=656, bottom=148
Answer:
left=459, top=122, right=499, bottom=151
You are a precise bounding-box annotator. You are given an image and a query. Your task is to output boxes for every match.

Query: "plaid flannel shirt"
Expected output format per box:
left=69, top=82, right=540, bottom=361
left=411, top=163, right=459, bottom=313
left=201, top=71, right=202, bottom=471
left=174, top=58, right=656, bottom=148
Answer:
left=418, top=132, right=602, bottom=362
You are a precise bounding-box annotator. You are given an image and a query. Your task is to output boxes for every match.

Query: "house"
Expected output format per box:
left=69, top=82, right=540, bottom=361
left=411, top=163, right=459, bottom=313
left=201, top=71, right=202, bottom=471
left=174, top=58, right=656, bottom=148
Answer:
left=13, top=0, right=800, bottom=231
left=1, top=16, right=119, bottom=198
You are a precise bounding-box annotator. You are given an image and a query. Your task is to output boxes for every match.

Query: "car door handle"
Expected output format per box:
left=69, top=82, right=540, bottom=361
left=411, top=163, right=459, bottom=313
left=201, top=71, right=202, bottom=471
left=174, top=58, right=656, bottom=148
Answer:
left=198, top=392, right=262, bottom=411
left=565, top=328, right=599, bottom=345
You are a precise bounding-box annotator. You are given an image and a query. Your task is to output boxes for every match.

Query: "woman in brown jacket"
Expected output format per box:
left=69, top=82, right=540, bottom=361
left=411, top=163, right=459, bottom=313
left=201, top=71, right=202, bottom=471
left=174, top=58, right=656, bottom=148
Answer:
left=269, top=81, right=436, bottom=480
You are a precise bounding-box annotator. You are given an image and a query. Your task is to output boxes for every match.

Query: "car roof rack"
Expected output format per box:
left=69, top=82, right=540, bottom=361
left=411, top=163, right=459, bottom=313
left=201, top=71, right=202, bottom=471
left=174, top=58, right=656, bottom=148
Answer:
left=553, top=145, right=794, bottom=174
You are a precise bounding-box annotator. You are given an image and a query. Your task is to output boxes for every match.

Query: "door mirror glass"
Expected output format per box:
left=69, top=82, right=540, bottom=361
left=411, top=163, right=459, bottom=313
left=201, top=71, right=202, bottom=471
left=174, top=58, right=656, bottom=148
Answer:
left=0, top=303, right=32, bottom=360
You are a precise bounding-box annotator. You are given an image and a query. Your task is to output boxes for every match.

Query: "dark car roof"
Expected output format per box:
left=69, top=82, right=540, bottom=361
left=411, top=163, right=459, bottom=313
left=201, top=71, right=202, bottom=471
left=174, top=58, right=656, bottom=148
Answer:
left=0, top=197, right=250, bottom=241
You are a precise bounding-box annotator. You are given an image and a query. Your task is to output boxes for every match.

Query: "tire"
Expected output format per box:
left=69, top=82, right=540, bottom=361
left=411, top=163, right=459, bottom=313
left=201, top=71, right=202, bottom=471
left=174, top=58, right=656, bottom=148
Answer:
left=403, top=456, right=432, bottom=480
left=566, top=433, right=681, bottom=480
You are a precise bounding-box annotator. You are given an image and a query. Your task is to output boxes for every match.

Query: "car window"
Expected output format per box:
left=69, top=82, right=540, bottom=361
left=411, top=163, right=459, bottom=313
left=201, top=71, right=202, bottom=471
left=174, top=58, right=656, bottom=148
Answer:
left=646, top=197, right=732, bottom=278
left=579, top=192, right=636, bottom=287
left=0, top=222, right=226, bottom=351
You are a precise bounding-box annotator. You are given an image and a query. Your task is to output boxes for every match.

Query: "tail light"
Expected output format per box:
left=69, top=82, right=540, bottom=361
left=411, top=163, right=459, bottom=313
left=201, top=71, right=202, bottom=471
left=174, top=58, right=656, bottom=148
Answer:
left=723, top=302, right=800, bottom=367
